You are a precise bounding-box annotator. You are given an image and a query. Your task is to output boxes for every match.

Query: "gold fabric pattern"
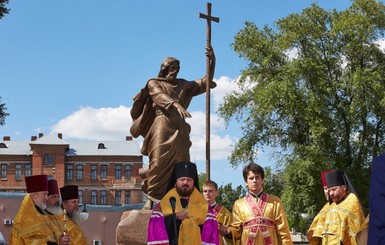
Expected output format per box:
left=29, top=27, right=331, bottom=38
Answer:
left=230, top=194, right=292, bottom=245
left=9, top=194, right=58, bottom=244
left=310, top=193, right=365, bottom=245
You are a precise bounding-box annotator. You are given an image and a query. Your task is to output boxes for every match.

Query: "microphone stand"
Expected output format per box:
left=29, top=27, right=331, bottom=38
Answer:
left=170, top=197, right=178, bottom=245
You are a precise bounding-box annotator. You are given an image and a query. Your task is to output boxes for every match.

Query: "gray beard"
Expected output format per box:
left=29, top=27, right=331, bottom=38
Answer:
left=46, top=206, right=63, bottom=216
left=69, top=210, right=82, bottom=225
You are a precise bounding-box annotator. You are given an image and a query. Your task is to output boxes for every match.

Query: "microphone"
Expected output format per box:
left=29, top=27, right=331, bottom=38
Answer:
left=169, top=196, right=176, bottom=210
left=169, top=196, right=178, bottom=245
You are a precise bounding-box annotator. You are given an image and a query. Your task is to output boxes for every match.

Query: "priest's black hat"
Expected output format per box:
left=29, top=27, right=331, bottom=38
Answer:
left=60, top=185, right=79, bottom=201
left=166, top=161, right=200, bottom=192
left=325, top=170, right=346, bottom=187
left=325, top=170, right=359, bottom=198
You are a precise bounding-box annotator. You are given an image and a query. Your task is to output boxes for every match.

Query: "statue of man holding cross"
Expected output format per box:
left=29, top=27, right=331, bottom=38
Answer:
left=130, top=46, right=216, bottom=209
left=129, top=3, right=219, bottom=210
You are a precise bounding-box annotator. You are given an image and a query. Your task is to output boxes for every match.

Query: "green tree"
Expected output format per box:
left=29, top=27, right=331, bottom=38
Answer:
left=0, top=97, right=9, bottom=126
left=0, top=0, right=9, bottom=19
left=219, top=0, right=385, bottom=231
left=216, top=183, right=247, bottom=211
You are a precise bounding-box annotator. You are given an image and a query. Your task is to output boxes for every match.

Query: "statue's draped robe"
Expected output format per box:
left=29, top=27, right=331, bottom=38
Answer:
left=212, top=203, right=233, bottom=245
left=9, top=194, right=59, bottom=244
left=230, top=193, right=292, bottom=245
left=147, top=187, right=219, bottom=245
left=130, top=77, right=208, bottom=201
left=310, top=193, right=365, bottom=245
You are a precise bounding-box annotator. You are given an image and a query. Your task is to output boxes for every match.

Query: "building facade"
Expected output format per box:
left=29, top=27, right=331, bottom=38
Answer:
left=0, top=133, right=144, bottom=205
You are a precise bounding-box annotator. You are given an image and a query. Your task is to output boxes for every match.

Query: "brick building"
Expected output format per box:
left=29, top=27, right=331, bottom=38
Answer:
left=0, top=133, right=144, bottom=205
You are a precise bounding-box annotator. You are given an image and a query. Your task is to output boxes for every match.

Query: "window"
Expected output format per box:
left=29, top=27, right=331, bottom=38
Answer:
left=100, top=190, right=107, bottom=205
left=43, top=154, right=55, bottom=166
left=125, top=190, right=131, bottom=204
left=1, top=164, right=7, bottom=179
left=91, top=190, right=97, bottom=205
left=91, top=165, right=97, bottom=180
left=25, top=163, right=32, bottom=177
left=66, top=164, right=73, bottom=180
left=78, top=190, right=83, bottom=204
left=76, top=165, right=83, bottom=180
left=125, top=165, right=131, bottom=179
left=115, top=191, right=121, bottom=206
left=115, top=165, right=122, bottom=179
left=101, top=164, right=107, bottom=180
left=15, top=164, right=22, bottom=180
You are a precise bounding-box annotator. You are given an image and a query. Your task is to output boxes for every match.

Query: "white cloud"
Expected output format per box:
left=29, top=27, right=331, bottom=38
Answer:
left=212, top=76, right=240, bottom=109
left=50, top=105, right=132, bottom=141
left=375, top=38, right=385, bottom=51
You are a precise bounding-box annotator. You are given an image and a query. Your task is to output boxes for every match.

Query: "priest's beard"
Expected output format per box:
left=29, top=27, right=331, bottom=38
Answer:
left=68, top=210, right=82, bottom=225
left=46, top=204, right=63, bottom=216
left=35, top=200, right=47, bottom=211
left=176, top=184, right=194, bottom=197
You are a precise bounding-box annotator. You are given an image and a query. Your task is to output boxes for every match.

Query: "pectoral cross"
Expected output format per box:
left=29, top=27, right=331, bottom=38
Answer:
left=199, top=2, right=219, bottom=181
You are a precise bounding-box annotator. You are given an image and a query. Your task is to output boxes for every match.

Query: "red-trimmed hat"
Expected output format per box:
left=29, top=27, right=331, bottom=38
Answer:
left=25, top=174, right=48, bottom=193
left=60, top=185, right=79, bottom=201
left=48, top=179, right=59, bottom=195
left=321, top=170, right=334, bottom=187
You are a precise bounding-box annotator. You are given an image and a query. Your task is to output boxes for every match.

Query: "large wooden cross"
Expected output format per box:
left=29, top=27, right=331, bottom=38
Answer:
left=199, top=2, right=219, bottom=181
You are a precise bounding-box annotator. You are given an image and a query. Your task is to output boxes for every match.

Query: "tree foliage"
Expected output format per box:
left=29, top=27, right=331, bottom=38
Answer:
left=0, top=97, right=9, bottom=126
left=219, top=0, right=385, bottom=231
left=0, top=0, right=9, bottom=19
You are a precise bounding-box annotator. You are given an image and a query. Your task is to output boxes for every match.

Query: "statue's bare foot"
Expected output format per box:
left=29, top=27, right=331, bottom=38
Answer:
left=142, top=199, right=153, bottom=210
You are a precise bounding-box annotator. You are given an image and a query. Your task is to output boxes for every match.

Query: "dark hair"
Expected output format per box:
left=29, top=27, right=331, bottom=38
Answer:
left=242, top=162, right=264, bottom=182
left=203, top=180, right=218, bottom=190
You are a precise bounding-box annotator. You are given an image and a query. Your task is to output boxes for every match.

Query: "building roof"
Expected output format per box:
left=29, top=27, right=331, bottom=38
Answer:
left=29, top=134, right=70, bottom=146
left=66, top=141, right=141, bottom=156
left=0, top=134, right=141, bottom=157
left=0, top=141, right=33, bottom=155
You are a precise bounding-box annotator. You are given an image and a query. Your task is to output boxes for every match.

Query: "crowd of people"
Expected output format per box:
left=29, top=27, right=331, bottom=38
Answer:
left=9, top=175, right=88, bottom=244
left=146, top=159, right=384, bottom=245
left=8, top=156, right=384, bottom=244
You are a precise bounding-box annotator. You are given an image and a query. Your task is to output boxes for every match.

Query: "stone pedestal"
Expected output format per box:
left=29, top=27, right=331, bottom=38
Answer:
left=116, top=209, right=152, bottom=245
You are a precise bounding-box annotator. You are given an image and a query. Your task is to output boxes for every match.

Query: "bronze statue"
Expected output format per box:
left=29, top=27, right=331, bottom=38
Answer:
left=130, top=46, right=216, bottom=209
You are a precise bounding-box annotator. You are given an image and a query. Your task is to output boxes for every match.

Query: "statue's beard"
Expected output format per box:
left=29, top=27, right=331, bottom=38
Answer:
left=166, top=73, right=177, bottom=84
left=46, top=205, right=63, bottom=216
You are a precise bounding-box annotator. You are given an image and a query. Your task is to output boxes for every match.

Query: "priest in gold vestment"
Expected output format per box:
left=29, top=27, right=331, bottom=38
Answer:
left=219, top=162, right=293, bottom=245
left=9, top=174, right=64, bottom=244
left=60, top=185, right=88, bottom=245
left=308, top=170, right=365, bottom=245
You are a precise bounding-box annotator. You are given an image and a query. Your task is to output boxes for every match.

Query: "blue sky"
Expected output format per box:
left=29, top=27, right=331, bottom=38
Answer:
left=1, top=0, right=355, bottom=187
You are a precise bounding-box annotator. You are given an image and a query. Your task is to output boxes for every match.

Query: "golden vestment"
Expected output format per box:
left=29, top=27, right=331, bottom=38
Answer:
left=9, top=194, right=59, bottom=244
left=65, top=215, right=88, bottom=245
left=213, top=203, right=233, bottom=245
left=310, top=193, right=365, bottom=245
left=307, top=202, right=332, bottom=243
left=230, top=193, right=292, bottom=245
